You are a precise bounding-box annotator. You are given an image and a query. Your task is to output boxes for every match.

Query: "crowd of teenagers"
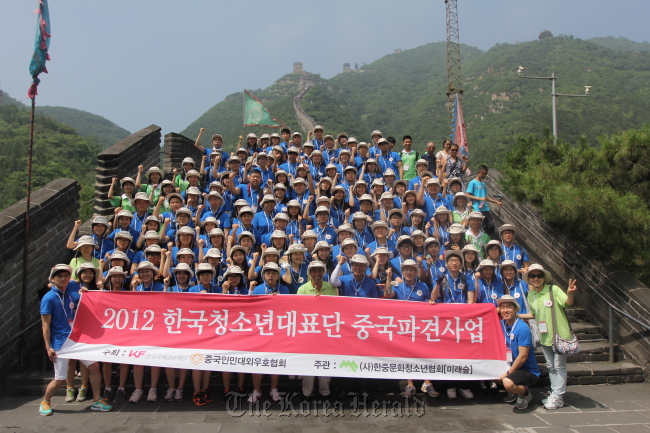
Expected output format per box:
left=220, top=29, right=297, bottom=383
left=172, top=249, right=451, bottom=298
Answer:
left=40, top=126, right=579, bottom=416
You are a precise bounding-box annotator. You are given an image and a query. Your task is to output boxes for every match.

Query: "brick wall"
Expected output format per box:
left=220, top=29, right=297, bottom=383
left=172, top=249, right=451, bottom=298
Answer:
left=94, top=125, right=162, bottom=216
left=162, top=132, right=203, bottom=173
left=0, top=178, right=80, bottom=373
left=486, top=172, right=650, bottom=373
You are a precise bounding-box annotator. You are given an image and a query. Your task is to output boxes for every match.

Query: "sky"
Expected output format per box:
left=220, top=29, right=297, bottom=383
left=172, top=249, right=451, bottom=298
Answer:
left=1, top=0, right=649, bottom=137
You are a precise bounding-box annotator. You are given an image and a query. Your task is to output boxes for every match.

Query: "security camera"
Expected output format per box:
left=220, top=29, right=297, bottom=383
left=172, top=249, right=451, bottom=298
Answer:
left=517, top=66, right=525, bottom=76
left=585, top=86, right=592, bottom=95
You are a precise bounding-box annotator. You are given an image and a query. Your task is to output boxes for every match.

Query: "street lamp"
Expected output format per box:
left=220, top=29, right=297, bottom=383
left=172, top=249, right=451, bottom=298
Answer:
left=517, top=66, right=591, bottom=144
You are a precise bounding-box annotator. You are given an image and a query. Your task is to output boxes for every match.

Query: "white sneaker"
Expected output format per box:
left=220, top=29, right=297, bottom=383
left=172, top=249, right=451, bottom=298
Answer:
left=544, top=394, right=563, bottom=410
left=401, top=385, right=416, bottom=397
left=129, top=389, right=144, bottom=403
left=421, top=383, right=440, bottom=397
left=270, top=388, right=282, bottom=402
left=164, top=388, right=175, bottom=402
left=247, top=390, right=262, bottom=403
left=447, top=388, right=457, bottom=399
left=147, top=388, right=157, bottom=402
left=174, top=388, right=183, bottom=403
left=459, top=388, right=474, bottom=399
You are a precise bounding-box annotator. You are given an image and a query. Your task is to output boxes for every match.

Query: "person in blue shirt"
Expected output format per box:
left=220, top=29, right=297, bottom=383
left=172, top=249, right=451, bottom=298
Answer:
left=497, top=295, right=540, bottom=410
left=279, top=147, right=301, bottom=177
left=280, top=243, right=309, bottom=294
left=164, top=263, right=197, bottom=292
left=133, top=261, right=165, bottom=292
left=331, top=254, right=377, bottom=298
left=307, top=205, right=337, bottom=245
left=39, top=265, right=112, bottom=416
left=389, top=236, right=415, bottom=279
left=499, top=224, right=530, bottom=273
left=108, top=209, right=140, bottom=249
left=252, top=195, right=277, bottom=236
left=499, top=260, right=530, bottom=315
left=366, top=221, right=396, bottom=256
left=475, top=259, right=505, bottom=307
left=465, top=165, right=504, bottom=236
left=375, top=138, right=402, bottom=179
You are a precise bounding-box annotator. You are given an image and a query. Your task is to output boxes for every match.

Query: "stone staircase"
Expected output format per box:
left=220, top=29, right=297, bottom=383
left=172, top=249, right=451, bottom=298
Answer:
left=534, top=307, right=645, bottom=386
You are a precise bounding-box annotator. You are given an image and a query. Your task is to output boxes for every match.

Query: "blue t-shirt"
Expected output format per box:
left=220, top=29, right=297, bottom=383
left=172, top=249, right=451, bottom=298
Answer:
left=504, top=278, right=530, bottom=315
left=477, top=278, right=505, bottom=307
left=40, top=287, right=81, bottom=351
left=501, top=243, right=529, bottom=270
left=501, top=318, right=540, bottom=376
left=252, top=282, right=291, bottom=295
left=467, top=179, right=489, bottom=211
left=281, top=262, right=309, bottom=294
left=393, top=281, right=430, bottom=302
left=135, top=282, right=165, bottom=292
left=338, top=275, right=377, bottom=298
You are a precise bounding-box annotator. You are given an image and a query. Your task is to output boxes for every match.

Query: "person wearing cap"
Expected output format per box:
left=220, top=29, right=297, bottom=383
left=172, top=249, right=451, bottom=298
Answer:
left=428, top=206, right=453, bottom=244
left=181, top=186, right=203, bottom=216
left=496, top=295, right=540, bottom=410
left=389, top=236, right=415, bottom=279
left=39, top=265, right=112, bottom=416
left=520, top=265, right=577, bottom=410
left=331, top=254, right=376, bottom=298
left=499, top=260, right=530, bottom=315
left=289, top=176, right=313, bottom=212
left=280, top=244, right=309, bottom=294
left=176, top=167, right=202, bottom=195
left=108, top=176, right=137, bottom=213
left=164, top=206, right=193, bottom=241
left=336, top=149, right=355, bottom=178
left=351, top=140, right=368, bottom=168
left=253, top=152, right=275, bottom=186
left=199, top=192, right=231, bottom=234
left=332, top=238, right=360, bottom=276
left=465, top=211, right=490, bottom=259
left=268, top=132, right=282, bottom=152
left=465, top=165, right=504, bottom=236
left=308, top=151, right=327, bottom=182
left=104, top=232, right=136, bottom=270
left=301, top=204, right=335, bottom=245
left=248, top=246, right=282, bottom=284
left=230, top=206, right=263, bottom=248
left=485, top=240, right=505, bottom=274
left=368, top=130, right=383, bottom=158
left=66, top=218, right=114, bottom=262
left=132, top=230, right=162, bottom=267
left=423, top=177, right=451, bottom=219
left=475, top=259, right=505, bottom=308
left=349, top=210, right=373, bottom=249
left=358, top=158, right=380, bottom=185
left=260, top=214, right=290, bottom=246
left=399, top=135, right=420, bottom=181
left=461, top=244, right=480, bottom=287
left=369, top=178, right=386, bottom=203
left=445, top=222, right=466, bottom=253
left=171, top=225, right=199, bottom=265
left=136, top=164, right=164, bottom=199
left=337, top=132, right=349, bottom=149
left=279, top=146, right=301, bottom=177
left=299, top=230, right=318, bottom=259
left=271, top=182, right=290, bottom=214
left=376, top=138, right=403, bottom=180
left=407, top=159, right=431, bottom=191
left=194, top=128, right=230, bottom=168
left=451, top=191, right=471, bottom=226
left=243, top=132, right=260, bottom=154
left=125, top=191, right=152, bottom=234
left=446, top=177, right=464, bottom=198
left=404, top=209, right=426, bottom=235
left=422, top=237, right=445, bottom=283
left=251, top=194, right=276, bottom=235
left=321, top=134, right=339, bottom=163
left=375, top=191, right=396, bottom=221
left=386, top=209, right=405, bottom=245
left=366, top=221, right=396, bottom=255
left=401, top=187, right=426, bottom=225
left=499, top=224, right=530, bottom=273
left=68, top=235, right=100, bottom=278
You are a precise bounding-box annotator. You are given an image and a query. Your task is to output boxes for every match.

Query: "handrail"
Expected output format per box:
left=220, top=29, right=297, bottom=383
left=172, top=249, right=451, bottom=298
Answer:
left=0, top=320, right=41, bottom=350
left=486, top=174, right=650, bottom=363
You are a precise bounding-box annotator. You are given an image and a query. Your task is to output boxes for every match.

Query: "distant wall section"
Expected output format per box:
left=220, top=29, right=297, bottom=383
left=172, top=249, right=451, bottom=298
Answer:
left=94, top=125, right=161, bottom=216
left=0, top=178, right=80, bottom=372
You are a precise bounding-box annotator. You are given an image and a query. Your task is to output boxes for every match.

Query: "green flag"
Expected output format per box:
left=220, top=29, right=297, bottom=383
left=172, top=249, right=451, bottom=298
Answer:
left=243, top=90, right=284, bottom=127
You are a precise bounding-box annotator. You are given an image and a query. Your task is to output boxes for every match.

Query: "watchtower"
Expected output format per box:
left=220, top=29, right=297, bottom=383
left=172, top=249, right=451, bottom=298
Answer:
left=293, top=62, right=304, bottom=74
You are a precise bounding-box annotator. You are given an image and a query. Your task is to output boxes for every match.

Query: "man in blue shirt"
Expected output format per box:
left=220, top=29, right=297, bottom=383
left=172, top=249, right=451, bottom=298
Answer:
left=384, top=259, right=430, bottom=302
left=497, top=295, right=540, bottom=410
left=331, top=254, right=377, bottom=298
left=376, top=138, right=403, bottom=179
left=465, top=165, right=504, bottom=236
left=498, top=224, right=530, bottom=273
left=39, top=265, right=112, bottom=416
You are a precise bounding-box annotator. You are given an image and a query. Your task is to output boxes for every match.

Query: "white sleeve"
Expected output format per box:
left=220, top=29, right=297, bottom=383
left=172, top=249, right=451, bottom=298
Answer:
left=330, top=263, right=343, bottom=287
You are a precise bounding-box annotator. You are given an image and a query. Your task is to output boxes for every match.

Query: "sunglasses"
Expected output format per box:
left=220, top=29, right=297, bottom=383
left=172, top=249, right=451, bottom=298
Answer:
left=451, top=149, right=459, bottom=152
left=529, top=273, right=545, bottom=279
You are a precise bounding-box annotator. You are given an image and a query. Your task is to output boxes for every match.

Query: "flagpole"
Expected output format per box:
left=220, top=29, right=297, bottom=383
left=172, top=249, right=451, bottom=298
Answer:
left=242, top=90, right=246, bottom=148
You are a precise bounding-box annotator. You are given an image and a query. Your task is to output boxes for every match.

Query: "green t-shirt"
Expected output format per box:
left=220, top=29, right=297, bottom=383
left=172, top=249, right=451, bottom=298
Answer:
left=400, top=150, right=419, bottom=181
left=297, top=281, right=339, bottom=296
left=465, top=230, right=490, bottom=259
left=69, top=257, right=100, bottom=281
left=527, top=284, right=573, bottom=346
left=110, top=195, right=136, bottom=212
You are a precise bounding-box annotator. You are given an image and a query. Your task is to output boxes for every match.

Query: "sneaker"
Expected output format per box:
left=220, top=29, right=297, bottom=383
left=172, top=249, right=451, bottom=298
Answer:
left=65, top=387, right=76, bottom=402
left=174, top=388, right=183, bottom=403
left=270, top=388, right=282, bottom=402
left=514, top=392, right=533, bottom=410
left=90, top=399, right=113, bottom=412
left=447, top=388, right=457, bottom=399
left=76, top=386, right=88, bottom=402
left=544, top=394, right=563, bottom=410
left=102, top=388, right=112, bottom=402
left=490, top=381, right=499, bottom=395
left=39, top=401, right=52, bottom=416
left=164, top=388, right=175, bottom=402
left=541, top=391, right=552, bottom=406
left=129, top=389, right=144, bottom=403
left=479, top=381, right=489, bottom=396
left=401, top=385, right=416, bottom=398
left=113, top=389, right=125, bottom=404
left=221, top=389, right=230, bottom=404
left=147, top=388, right=157, bottom=402
left=247, top=390, right=262, bottom=403
left=503, top=392, right=518, bottom=403
left=421, top=383, right=440, bottom=397
left=203, top=390, right=214, bottom=403
left=459, top=388, right=474, bottom=399
left=193, top=391, right=206, bottom=406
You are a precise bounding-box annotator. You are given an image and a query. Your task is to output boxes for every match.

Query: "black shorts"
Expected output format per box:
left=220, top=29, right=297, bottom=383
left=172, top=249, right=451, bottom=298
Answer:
left=506, top=370, right=538, bottom=387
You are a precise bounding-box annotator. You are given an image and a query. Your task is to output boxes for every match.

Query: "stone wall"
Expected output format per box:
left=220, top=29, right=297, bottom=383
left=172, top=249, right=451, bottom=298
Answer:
left=94, top=125, right=162, bottom=216
left=0, top=178, right=80, bottom=372
left=486, top=172, right=650, bottom=372
left=162, top=132, right=203, bottom=173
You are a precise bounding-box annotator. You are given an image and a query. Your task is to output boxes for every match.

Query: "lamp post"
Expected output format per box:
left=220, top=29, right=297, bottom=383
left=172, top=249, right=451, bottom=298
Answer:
left=517, top=66, right=591, bottom=144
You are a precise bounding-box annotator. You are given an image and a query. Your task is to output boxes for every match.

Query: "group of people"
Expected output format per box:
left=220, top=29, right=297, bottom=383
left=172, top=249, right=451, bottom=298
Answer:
left=40, top=125, right=579, bottom=416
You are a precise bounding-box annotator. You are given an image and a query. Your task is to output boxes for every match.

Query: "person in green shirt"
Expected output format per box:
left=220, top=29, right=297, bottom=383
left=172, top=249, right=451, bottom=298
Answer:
left=297, top=261, right=337, bottom=399
left=465, top=211, right=490, bottom=259
left=108, top=177, right=137, bottom=213
left=399, top=135, right=419, bottom=182
left=69, top=235, right=101, bottom=278
left=136, top=165, right=165, bottom=202
left=520, top=264, right=577, bottom=410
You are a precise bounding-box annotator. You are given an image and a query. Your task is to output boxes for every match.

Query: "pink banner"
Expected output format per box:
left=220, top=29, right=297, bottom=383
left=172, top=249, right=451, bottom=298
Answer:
left=59, top=292, right=509, bottom=380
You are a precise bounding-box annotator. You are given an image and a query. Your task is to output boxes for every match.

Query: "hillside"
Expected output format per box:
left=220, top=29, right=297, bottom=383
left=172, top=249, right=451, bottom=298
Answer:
left=181, top=37, right=650, bottom=167
left=589, top=36, right=650, bottom=53
left=35, top=106, right=131, bottom=147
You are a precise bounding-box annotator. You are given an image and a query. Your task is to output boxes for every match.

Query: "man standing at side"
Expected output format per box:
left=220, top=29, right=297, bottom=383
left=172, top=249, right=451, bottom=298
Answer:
left=465, top=165, right=503, bottom=236
left=422, top=141, right=437, bottom=175
left=39, top=265, right=112, bottom=416
left=400, top=135, right=419, bottom=182
left=497, top=295, right=539, bottom=410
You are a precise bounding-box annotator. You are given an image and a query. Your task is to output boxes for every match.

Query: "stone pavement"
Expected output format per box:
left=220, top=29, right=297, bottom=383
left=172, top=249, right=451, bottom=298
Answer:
left=2, top=383, right=650, bottom=433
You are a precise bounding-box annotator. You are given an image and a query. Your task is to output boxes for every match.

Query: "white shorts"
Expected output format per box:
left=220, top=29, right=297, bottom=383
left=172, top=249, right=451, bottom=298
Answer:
left=53, top=357, right=96, bottom=381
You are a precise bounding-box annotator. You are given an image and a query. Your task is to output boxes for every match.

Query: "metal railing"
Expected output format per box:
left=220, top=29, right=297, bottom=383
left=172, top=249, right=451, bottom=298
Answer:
left=488, top=175, right=650, bottom=364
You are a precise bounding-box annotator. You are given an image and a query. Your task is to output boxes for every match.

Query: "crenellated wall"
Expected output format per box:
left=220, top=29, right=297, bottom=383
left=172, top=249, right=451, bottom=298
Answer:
left=163, top=132, right=203, bottom=173
left=94, top=125, right=162, bottom=216
left=486, top=172, right=650, bottom=373
left=0, top=178, right=80, bottom=372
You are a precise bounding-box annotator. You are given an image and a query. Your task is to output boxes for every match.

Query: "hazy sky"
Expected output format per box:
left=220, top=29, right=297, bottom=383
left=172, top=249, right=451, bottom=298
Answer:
left=1, top=0, right=648, bottom=137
